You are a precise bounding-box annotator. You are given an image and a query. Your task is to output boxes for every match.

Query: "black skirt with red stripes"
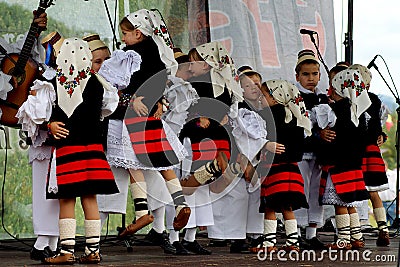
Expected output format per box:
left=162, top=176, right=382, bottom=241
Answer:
left=319, top=165, right=369, bottom=204
left=48, top=144, right=119, bottom=199
left=259, top=162, right=308, bottom=212
left=125, top=116, right=180, bottom=168
left=180, top=118, right=231, bottom=172
left=362, top=144, right=389, bottom=191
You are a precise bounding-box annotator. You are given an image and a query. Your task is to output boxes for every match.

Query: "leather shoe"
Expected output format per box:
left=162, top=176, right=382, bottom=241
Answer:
left=30, top=246, right=55, bottom=262
left=376, top=230, right=390, bottom=247
left=44, top=252, right=76, bottom=265
left=145, top=229, right=176, bottom=254
left=118, top=214, right=154, bottom=238
left=172, top=241, right=192, bottom=255
left=173, top=206, right=191, bottom=231
left=181, top=240, right=211, bottom=255
left=230, top=239, right=250, bottom=254
left=78, top=251, right=101, bottom=264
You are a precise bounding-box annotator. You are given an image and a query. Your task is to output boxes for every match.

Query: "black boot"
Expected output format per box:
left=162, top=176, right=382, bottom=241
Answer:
left=181, top=240, right=211, bottom=255
left=229, top=239, right=249, bottom=253
left=145, top=229, right=176, bottom=254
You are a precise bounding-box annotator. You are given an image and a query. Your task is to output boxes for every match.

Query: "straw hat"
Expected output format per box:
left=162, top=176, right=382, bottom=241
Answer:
left=296, top=49, right=319, bottom=68
left=82, top=33, right=108, bottom=52
left=237, top=65, right=262, bottom=81
left=41, top=31, right=64, bottom=56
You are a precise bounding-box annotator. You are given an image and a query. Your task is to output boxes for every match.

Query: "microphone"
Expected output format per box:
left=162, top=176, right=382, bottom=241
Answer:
left=300, top=29, right=317, bottom=35
left=367, top=55, right=378, bottom=69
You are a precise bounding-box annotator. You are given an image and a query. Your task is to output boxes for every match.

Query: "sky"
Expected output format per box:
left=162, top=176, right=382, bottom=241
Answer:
left=333, top=0, right=400, bottom=100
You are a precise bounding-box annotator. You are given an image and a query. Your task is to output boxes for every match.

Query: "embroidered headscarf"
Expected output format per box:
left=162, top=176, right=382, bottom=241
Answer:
left=56, top=38, right=93, bottom=117
left=331, top=68, right=371, bottom=126
left=195, top=41, right=243, bottom=102
left=348, top=64, right=372, bottom=89
left=265, top=79, right=312, bottom=136
left=126, top=9, right=177, bottom=75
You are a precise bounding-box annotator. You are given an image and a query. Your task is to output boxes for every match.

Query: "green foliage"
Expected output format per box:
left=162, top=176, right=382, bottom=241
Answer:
left=126, top=0, right=189, bottom=51
left=0, top=2, right=83, bottom=42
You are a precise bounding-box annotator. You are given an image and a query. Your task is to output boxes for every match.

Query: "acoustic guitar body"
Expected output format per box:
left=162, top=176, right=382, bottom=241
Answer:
left=0, top=53, right=39, bottom=128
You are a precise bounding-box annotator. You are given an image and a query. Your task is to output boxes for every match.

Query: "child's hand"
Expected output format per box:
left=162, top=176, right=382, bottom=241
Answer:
left=49, top=121, right=69, bottom=139
left=377, top=135, right=384, bottom=147
left=320, top=127, right=336, bottom=142
left=198, top=117, right=210, bottom=128
left=265, top=142, right=285, bottom=154
left=220, top=115, right=229, bottom=126
left=132, top=96, right=148, bottom=116
left=153, top=102, right=163, bottom=119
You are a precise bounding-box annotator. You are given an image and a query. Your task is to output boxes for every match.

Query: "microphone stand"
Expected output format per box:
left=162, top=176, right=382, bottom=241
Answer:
left=370, top=61, right=400, bottom=233
left=308, top=34, right=330, bottom=77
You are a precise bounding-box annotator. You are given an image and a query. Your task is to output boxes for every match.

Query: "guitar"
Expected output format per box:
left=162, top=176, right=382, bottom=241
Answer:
left=0, top=0, right=54, bottom=128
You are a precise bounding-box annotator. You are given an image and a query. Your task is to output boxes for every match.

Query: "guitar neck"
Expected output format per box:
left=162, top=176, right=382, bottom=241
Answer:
left=14, top=6, right=46, bottom=75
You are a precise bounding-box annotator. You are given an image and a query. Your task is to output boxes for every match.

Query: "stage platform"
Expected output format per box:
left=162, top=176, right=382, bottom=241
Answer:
left=0, top=230, right=398, bottom=266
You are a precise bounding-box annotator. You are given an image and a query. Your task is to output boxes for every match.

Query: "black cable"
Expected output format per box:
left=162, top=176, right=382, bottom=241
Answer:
left=0, top=127, right=32, bottom=250
left=103, top=0, right=120, bottom=50
left=377, top=55, right=399, bottom=99
left=312, top=33, right=329, bottom=76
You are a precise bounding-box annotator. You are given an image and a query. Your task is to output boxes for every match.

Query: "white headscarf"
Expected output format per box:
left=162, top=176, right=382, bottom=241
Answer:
left=195, top=41, right=243, bottom=102
left=348, top=64, right=372, bottom=89
left=331, top=68, right=371, bottom=126
left=56, top=38, right=92, bottom=118
left=126, top=9, right=177, bottom=75
left=266, top=79, right=312, bottom=136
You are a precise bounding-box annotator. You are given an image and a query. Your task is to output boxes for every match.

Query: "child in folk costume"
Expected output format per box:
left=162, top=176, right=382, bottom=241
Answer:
left=317, top=68, right=371, bottom=250
left=215, top=66, right=277, bottom=253
left=44, top=38, right=119, bottom=264
left=349, top=64, right=390, bottom=246
left=292, top=50, right=327, bottom=249
left=15, top=30, right=62, bottom=263
left=115, top=9, right=191, bottom=238
left=85, top=33, right=177, bottom=254
left=177, top=41, right=241, bottom=190
left=178, top=42, right=244, bottom=250
left=256, top=80, right=311, bottom=253
left=163, top=50, right=214, bottom=255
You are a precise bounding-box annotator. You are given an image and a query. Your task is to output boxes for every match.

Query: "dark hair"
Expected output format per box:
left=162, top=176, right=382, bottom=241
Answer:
left=237, top=65, right=253, bottom=73
left=260, top=82, right=270, bottom=95
left=237, top=65, right=262, bottom=81
left=188, top=47, right=204, bottom=62
left=329, top=61, right=350, bottom=82
left=120, top=17, right=136, bottom=31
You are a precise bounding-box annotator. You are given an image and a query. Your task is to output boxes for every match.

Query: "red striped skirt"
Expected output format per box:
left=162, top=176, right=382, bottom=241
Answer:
left=362, top=144, right=389, bottom=190
left=190, top=138, right=231, bottom=171
left=51, top=144, right=118, bottom=199
left=319, top=165, right=369, bottom=204
left=125, top=116, right=180, bottom=168
left=259, top=162, right=308, bottom=212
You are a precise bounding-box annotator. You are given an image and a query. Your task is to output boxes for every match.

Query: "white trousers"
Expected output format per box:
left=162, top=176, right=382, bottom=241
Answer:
left=32, top=158, right=59, bottom=236
left=294, top=158, right=324, bottom=227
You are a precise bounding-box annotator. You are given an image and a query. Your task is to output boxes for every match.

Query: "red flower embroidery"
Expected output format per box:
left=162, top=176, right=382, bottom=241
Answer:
left=59, top=75, right=67, bottom=84
left=78, top=70, right=86, bottom=79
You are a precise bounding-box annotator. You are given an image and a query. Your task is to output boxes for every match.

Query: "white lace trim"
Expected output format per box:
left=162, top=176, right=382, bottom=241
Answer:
left=322, top=175, right=362, bottom=207
left=106, top=119, right=185, bottom=170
